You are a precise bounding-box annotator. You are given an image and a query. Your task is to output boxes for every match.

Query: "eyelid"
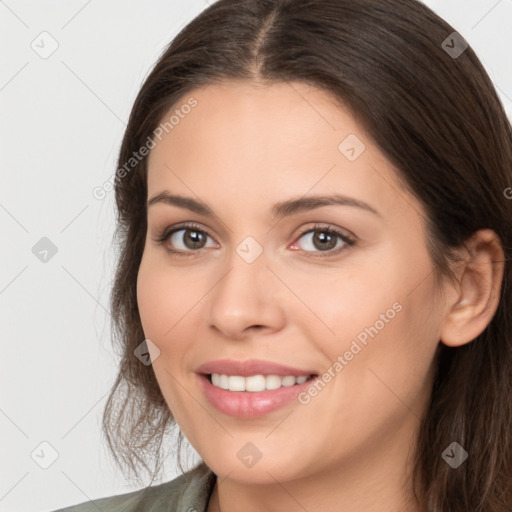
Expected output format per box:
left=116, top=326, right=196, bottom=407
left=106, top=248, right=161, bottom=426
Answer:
left=291, top=222, right=355, bottom=242
left=153, top=221, right=214, bottom=241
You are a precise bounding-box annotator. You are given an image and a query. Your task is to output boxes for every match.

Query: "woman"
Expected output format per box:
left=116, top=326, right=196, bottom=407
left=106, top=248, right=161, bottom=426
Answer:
left=55, top=0, right=512, bottom=510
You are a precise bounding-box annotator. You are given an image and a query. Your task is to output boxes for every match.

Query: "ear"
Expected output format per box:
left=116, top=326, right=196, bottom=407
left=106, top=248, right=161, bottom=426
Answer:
left=439, top=229, right=505, bottom=347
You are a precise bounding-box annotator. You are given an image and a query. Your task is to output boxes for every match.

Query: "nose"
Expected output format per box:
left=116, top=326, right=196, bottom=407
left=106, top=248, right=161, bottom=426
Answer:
left=207, top=247, right=286, bottom=340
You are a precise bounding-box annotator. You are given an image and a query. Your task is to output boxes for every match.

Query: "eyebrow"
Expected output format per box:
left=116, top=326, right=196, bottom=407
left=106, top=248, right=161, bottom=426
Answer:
left=147, top=192, right=381, bottom=218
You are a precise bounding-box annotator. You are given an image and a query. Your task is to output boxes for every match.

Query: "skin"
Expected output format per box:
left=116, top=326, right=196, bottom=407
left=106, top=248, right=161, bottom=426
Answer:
left=136, top=80, right=504, bottom=512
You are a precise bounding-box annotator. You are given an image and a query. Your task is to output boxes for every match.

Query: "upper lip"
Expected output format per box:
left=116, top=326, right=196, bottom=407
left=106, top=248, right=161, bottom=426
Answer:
left=196, top=359, right=318, bottom=377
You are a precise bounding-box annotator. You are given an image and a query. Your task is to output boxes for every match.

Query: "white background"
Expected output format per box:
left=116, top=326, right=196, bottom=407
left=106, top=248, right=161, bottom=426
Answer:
left=1, top=1, right=511, bottom=511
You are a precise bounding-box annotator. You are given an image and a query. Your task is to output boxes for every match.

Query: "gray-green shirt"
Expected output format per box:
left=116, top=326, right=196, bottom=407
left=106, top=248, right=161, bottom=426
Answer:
left=52, top=462, right=216, bottom=512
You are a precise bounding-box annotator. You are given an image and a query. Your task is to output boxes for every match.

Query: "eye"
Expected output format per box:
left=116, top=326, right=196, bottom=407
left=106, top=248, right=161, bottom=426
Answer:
left=153, top=222, right=356, bottom=258
left=153, top=222, right=218, bottom=256
left=290, top=224, right=356, bottom=257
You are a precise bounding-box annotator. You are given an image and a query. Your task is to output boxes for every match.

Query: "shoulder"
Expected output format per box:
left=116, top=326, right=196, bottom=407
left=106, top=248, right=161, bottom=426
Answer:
left=50, top=462, right=216, bottom=512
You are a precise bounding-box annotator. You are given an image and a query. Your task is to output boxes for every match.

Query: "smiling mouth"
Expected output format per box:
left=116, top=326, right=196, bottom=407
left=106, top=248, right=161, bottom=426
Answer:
left=205, top=373, right=318, bottom=392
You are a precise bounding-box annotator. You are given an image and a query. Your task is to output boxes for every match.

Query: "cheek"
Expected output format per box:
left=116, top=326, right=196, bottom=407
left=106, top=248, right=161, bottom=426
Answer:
left=277, top=260, right=396, bottom=351
left=136, top=253, right=201, bottom=341
left=289, top=252, right=438, bottom=396
left=332, top=279, right=440, bottom=424
left=136, top=256, right=198, bottom=415
left=136, top=259, right=166, bottom=339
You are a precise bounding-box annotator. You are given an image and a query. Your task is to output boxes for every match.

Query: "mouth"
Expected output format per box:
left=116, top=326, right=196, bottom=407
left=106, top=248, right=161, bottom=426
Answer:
left=197, top=372, right=320, bottom=419
left=204, top=372, right=318, bottom=392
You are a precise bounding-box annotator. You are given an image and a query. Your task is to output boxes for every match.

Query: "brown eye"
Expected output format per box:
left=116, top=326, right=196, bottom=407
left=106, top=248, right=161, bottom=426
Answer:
left=292, top=225, right=356, bottom=257
left=167, top=228, right=216, bottom=252
left=177, top=229, right=207, bottom=250
left=310, top=231, right=338, bottom=251
left=153, top=223, right=218, bottom=256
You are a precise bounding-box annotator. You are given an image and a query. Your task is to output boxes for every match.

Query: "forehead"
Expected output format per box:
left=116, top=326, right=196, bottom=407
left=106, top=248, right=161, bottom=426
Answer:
left=146, top=80, right=417, bottom=223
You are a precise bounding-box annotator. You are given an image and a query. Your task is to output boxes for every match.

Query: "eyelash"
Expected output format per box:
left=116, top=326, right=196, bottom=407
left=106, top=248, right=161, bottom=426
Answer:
left=153, top=221, right=356, bottom=258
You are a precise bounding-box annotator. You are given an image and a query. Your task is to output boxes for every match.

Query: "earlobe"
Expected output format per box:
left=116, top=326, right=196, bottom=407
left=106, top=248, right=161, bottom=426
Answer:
left=439, top=229, right=505, bottom=348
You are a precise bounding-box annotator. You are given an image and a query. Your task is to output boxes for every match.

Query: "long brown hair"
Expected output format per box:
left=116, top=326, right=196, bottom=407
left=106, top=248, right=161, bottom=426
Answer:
left=103, top=1, right=512, bottom=509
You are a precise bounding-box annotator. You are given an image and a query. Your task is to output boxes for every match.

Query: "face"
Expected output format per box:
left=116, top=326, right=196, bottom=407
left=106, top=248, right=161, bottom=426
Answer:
left=137, top=80, right=446, bottom=484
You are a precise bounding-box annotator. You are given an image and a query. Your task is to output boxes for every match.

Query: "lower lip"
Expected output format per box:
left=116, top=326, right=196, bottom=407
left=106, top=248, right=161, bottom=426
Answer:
left=197, top=374, right=318, bottom=419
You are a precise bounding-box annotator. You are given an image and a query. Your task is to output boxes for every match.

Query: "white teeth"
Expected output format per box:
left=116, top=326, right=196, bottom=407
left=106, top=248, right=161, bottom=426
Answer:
left=245, top=375, right=266, bottom=392
left=210, top=373, right=312, bottom=392
left=228, top=375, right=245, bottom=391
left=265, top=375, right=282, bottom=390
